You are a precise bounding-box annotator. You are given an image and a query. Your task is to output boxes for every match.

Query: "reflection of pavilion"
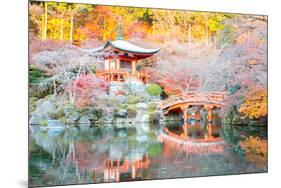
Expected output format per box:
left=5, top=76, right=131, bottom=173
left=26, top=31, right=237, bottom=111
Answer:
left=103, top=154, right=150, bottom=182
left=66, top=141, right=151, bottom=183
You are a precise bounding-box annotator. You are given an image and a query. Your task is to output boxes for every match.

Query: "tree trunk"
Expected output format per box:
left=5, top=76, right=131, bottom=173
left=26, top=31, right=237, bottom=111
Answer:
left=69, top=12, right=74, bottom=44
left=60, top=13, right=65, bottom=41
left=187, top=23, right=191, bottom=59
left=188, top=23, right=191, bottom=45
left=43, top=2, right=48, bottom=40
left=205, top=23, right=209, bottom=46
left=41, top=12, right=44, bottom=40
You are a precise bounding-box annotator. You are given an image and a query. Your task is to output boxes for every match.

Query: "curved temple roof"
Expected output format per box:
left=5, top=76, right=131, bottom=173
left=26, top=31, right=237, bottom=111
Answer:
left=102, top=40, right=160, bottom=54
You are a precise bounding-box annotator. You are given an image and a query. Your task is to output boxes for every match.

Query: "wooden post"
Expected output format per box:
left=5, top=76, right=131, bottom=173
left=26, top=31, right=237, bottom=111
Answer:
left=145, top=73, right=148, bottom=84
left=183, top=122, right=189, bottom=138
left=207, top=107, right=212, bottom=123
left=126, top=71, right=129, bottom=78
left=196, top=111, right=200, bottom=122
left=207, top=123, right=213, bottom=138
left=183, top=108, right=188, bottom=122
left=132, top=60, right=136, bottom=74
left=116, top=59, right=120, bottom=70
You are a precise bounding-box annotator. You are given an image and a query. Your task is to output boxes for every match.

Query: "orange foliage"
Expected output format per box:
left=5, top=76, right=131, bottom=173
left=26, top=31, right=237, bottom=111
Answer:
left=239, top=89, right=267, bottom=119
left=240, top=136, right=268, bottom=168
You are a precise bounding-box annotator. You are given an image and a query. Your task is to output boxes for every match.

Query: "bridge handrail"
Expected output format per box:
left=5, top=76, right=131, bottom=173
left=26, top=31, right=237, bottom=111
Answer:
left=159, top=92, right=226, bottom=109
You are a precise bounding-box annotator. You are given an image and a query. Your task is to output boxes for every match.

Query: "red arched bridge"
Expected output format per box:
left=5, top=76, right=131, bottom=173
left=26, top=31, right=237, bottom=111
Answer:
left=158, top=92, right=226, bottom=123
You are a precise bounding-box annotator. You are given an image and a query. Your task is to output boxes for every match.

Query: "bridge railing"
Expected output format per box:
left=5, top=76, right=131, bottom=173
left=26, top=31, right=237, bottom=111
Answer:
left=158, top=92, right=226, bottom=109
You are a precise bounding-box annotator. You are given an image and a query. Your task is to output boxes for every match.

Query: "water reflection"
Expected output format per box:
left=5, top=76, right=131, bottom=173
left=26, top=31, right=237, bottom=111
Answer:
left=29, top=121, right=267, bottom=187
left=159, top=121, right=225, bottom=154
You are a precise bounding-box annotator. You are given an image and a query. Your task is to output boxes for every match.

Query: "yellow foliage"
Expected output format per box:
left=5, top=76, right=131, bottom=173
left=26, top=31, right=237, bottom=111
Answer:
left=239, top=89, right=267, bottom=119
left=240, top=136, right=268, bottom=168
left=29, top=2, right=232, bottom=44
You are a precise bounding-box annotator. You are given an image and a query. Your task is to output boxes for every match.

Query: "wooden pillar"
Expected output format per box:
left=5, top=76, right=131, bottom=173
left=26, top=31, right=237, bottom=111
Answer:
left=183, top=122, right=189, bottom=138
left=207, top=123, right=213, bottom=138
left=196, top=111, right=200, bottom=122
left=183, top=108, right=188, bottom=122
left=145, top=75, right=148, bottom=84
left=132, top=60, right=136, bottom=74
left=116, top=59, right=120, bottom=70
left=207, top=107, right=213, bottom=124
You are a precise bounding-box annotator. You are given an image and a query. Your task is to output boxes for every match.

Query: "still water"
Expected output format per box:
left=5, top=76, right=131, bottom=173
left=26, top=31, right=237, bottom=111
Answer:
left=29, top=121, right=267, bottom=187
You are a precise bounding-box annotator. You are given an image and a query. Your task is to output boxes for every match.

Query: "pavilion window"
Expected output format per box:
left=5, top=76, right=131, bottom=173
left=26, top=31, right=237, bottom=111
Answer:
left=120, top=60, right=131, bottom=70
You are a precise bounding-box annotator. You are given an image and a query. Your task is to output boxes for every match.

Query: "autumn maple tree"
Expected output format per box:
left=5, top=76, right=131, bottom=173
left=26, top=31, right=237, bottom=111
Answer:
left=239, top=89, right=267, bottom=119
left=67, top=74, right=109, bottom=108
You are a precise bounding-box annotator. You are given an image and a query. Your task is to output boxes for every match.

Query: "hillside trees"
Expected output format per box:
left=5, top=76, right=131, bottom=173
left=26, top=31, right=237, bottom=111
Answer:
left=29, top=2, right=233, bottom=47
left=32, top=45, right=105, bottom=101
left=29, top=1, right=92, bottom=43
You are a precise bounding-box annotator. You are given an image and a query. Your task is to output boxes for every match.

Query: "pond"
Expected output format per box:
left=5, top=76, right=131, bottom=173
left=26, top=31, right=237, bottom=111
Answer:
left=29, top=121, right=267, bottom=187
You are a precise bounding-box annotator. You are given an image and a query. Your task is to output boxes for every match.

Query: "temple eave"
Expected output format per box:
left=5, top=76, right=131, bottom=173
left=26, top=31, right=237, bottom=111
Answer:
left=109, top=46, right=160, bottom=55
left=101, top=40, right=160, bottom=54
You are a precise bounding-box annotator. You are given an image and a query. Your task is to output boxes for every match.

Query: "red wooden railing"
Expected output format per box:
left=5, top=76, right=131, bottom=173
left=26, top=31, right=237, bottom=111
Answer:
left=158, top=92, right=226, bottom=110
left=96, top=69, right=149, bottom=83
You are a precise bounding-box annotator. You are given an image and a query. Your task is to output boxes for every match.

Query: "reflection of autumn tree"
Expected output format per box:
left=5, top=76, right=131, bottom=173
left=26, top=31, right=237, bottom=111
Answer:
left=240, top=136, right=267, bottom=168
left=239, top=89, right=267, bottom=119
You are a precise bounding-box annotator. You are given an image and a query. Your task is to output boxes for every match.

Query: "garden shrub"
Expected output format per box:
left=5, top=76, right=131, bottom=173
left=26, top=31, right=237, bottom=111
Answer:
left=127, top=95, right=141, bottom=104
left=29, top=64, right=48, bottom=84
left=29, top=97, right=38, bottom=112
left=146, top=84, right=163, bottom=96
left=126, top=105, right=138, bottom=118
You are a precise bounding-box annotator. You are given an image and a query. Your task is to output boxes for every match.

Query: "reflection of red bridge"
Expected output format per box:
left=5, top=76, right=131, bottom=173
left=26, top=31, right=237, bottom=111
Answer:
left=159, top=125, right=226, bottom=154
left=158, top=92, right=226, bottom=122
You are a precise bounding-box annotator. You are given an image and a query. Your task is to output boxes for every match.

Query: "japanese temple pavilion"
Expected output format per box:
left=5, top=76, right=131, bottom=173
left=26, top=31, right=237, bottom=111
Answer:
left=94, top=17, right=160, bottom=84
